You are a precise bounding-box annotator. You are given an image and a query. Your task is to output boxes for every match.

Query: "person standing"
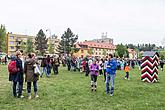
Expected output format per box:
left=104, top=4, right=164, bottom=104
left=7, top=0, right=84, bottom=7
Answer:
left=52, top=56, right=60, bottom=75
left=46, top=55, right=51, bottom=77
left=24, top=53, right=39, bottom=99
left=160, top=60, right=164, bottom=71
left=40, top=55, right=47, bottom=77
left=99, top=59, right=103, bottom=76
left=9, top=51, right=24, bottom=98
left=105, top=54, right=117, bottom=96
left=90, top=59, right=99, bottom=92
left=103, top=58, right=108, bottom=82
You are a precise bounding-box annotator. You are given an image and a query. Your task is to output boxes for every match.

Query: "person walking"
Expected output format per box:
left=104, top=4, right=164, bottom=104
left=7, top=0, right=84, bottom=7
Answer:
left=40, top=55, right=47, bottom=77
left=24, top=53, right=39, bottom=99
left=124, top=63, right=130, bottom=80
left=105, top=54, right=117, bottom=96
left=46, top=55, right=52, bottom=77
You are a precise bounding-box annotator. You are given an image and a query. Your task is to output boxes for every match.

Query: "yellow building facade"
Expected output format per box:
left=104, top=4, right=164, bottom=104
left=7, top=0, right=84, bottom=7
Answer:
left=6, top=33, right=35, bottom=55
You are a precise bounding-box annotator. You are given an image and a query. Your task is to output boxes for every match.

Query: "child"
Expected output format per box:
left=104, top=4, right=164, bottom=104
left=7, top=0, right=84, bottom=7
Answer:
left=125, top=63, right=130, bottom=80
left=90, top=60, right=99, bottom=91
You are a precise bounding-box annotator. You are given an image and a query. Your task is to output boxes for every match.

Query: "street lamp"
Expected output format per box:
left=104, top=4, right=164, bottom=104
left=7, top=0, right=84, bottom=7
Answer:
left=46, top=29, right=51, bottom=38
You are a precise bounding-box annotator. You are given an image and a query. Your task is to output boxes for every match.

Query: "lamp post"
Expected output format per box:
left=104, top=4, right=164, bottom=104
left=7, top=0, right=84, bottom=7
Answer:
left=46, top=29, right=51, bottom=38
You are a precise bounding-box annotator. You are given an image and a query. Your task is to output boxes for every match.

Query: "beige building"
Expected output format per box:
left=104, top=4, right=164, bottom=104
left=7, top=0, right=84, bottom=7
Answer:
left=6, top=33, right=35, bottom=55
left=74, top=41, right=116, bottom=58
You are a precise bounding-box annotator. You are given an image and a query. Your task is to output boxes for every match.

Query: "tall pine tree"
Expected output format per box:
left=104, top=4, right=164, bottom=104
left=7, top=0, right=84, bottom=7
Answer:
left=0, top=24, right=6, bottom=52
left=26, top=38, right=34, bottom=54
left=57, top=28, right=78, bottom=54
left=35, top=29, right=48, bottom=55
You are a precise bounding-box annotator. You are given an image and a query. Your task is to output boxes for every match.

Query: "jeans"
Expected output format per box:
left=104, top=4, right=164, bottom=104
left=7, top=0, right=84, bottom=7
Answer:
left=27, top=81, right=38, bottom=95
left=104, top=69, right=106, bottom=82
left=106, top=74, right=115, bottom=94
left=13, top=81, right=23, bottom=97
left=53, top=66, right=59, bottom=75
left=41, top=67, right=47, bottom=76
left=46, top=66, right=51, bottom=76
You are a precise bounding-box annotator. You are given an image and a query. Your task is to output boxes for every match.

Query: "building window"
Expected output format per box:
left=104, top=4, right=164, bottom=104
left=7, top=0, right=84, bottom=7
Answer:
left=10, top=36, right=14, bottom=39
left=10, top=41, right=14, bottom=45
left=81, top=50, right=84, bottom=53
left=96, top=52, right=97, bottom=55
left=10, top=46, right=14, bottom=50
left=99, top=53, right=101, bottom=55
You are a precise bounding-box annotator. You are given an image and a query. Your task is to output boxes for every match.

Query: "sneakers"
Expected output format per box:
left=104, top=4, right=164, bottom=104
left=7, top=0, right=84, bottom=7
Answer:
left=110, top=93, right=114, bottom=96
left=35, top=95, right=39, bottom=98
left=28, top=95, right=32, bottom=100
left=19, top=95, right=24, bottom=98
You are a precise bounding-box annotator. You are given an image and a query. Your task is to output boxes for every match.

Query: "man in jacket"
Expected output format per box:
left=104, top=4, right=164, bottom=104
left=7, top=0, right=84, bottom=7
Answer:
left=106, top=54, right=117, bottom=96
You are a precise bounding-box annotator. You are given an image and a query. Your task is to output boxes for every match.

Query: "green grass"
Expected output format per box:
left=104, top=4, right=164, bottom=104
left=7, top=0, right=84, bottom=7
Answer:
left=0, top=65, right=165, bottom=110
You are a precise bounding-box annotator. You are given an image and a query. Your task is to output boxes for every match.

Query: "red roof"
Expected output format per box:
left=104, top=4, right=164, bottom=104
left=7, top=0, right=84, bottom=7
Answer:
left=77, top=41, right=116, bottom=49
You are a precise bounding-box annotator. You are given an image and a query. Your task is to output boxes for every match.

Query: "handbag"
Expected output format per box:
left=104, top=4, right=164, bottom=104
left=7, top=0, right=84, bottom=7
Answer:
left=34, top=64, right=41, bottom=76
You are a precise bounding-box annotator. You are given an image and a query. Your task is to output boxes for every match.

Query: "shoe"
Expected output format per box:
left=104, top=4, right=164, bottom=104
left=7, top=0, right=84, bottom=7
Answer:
left=35, top=95, right=39, bottom=98
left=20, top=95, right=24, bottom=98
left=110, top=93, right=114, bottom=96
left=28, top=96, right=31, bottom=99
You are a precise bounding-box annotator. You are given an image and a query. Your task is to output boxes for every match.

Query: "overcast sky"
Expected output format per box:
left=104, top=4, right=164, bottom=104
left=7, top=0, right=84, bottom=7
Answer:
left=0, top=0, right=165, bottom=46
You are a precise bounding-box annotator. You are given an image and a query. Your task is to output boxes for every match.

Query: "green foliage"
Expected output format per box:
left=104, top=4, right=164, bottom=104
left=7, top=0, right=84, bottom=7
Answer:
left=20, top=40, right=26, bottom=51
left=116, top=44, right=128, bottom=58
left=35, top=29, right=48, bottom=55
left=26, top=38, right=34, bottom=53
left=126, top=43, right=157, bottom=51
left=88, top=48, right=94, bottom=55
left=70, top=47, right=79, bottom=55
left=57, top=28, right=78, bottom=54
left=0, top=65, right=165, bottom=110
left=48, top=42, right=55, bottom=54
left=159, top=51, right=165, bottom=60
left=0, top=24, right=6, bottom=52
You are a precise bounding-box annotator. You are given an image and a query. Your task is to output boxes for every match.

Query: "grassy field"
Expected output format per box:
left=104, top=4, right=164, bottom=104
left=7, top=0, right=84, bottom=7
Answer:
left=0, top=65, right=165, bottom=110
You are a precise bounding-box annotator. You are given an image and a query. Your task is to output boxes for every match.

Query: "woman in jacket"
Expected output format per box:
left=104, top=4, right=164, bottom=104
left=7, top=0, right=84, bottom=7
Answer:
left=24, top=53, right=39, bottom=99
left=90, top=59, right=99, bottom=92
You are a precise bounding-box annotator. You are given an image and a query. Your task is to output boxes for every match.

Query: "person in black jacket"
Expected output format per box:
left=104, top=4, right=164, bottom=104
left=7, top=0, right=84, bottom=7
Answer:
left=9, top=51, right=24, bottom=98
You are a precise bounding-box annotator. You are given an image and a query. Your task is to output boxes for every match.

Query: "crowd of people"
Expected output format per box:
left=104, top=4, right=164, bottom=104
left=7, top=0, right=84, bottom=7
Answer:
left=5, top=50, right=165, bottom=99
left=7, top=50, right=62, bottom=99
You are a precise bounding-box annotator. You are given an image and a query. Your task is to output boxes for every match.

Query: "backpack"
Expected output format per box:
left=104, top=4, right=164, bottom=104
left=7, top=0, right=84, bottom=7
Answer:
left=8, top=61, right=18, bottom=74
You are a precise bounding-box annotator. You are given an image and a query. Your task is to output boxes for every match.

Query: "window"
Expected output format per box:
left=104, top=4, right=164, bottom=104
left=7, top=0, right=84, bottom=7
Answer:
left=10, top=46, right=14, bottom=50
left=81, top=50, right=84, bottom=53
left=10, top=41, right=14, bottom=45
left=99, top=53, right=101, bottom=55
left=10, top=36, right=14, bottom=39
left=96, top=52, right=97, bottom=55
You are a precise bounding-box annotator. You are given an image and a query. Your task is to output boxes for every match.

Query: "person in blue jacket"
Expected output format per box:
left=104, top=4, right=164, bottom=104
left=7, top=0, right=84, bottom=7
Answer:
left=106, top=54, right=117, bottom=96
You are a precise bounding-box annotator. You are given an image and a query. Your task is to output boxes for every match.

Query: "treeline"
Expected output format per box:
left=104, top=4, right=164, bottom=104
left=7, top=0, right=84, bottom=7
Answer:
left=125, top=44, right=164, bottom=51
